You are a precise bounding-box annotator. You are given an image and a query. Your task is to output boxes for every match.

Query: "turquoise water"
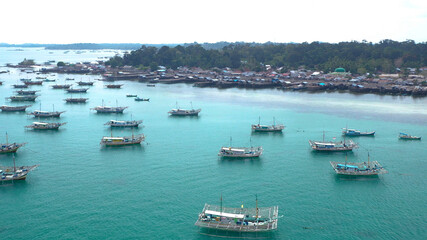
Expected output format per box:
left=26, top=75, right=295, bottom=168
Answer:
left=1, top=52, right=427, bottom=239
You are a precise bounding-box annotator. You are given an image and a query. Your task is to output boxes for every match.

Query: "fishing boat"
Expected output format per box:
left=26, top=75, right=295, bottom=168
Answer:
left=126, top=94, right=137, bottom=97
left=51, top=84, right=72, bottom=89
left=146, top=84, right=156, bottom=87
left=104, top=120, right=143, bottom=127
left=43, top=79, right=56, bottom=82
left=309, top=132, right=357, bottom=151
left=92, top=106, right=127, bottom=113
left=168, top=102, right=201, bottom=116
left=15, top=90, right=39, bottom=95
left=218, top=138, right=262, bottom=158
left=330, top=153, right=387, bottom=176
left=1, top=156, right=38, bottom=182
left=0, top=105, right=31, bottom=112
left=20, top=78, right=31, bottom=82
left=77, top=81, right=94, bottom=86
left=24, top=80, right=43, bottom=85
left=66, top=88, right=89, bottom=93
left=12, top=84, right=28, bottom=88
left=0, top=133, right=26, bottom=153
left=64, top=97, right=88, bottom=103
left=252, top=117, right=285, bottom=132
left=135, top=97, right=149, bottom=102
left=399, top=132, right=421, bottom=140
left=92, top=100, right=127, bottom=113
left=36, top=76, right=47, bottom=79
left=100, top=134, right=145, bottom=146
left=25, top=122, right=67, bottom=130
left=342, top=128, right=375, bottom=136
left=65, top=78, right=74, bottom=81
left=28, top=110, right=65, bottom=118
left=105, top=84, right=123, bottom=88
left=195, top=195, right=279, bottom=232
left=6, top=95, right=38, bottom=101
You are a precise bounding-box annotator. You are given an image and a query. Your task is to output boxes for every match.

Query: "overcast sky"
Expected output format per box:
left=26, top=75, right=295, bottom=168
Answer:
left=2, top=0, right=426, bottom=44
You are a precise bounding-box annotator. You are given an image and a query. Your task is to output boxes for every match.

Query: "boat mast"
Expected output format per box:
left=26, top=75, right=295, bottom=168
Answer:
left=255, top=194, right=259, bottom=219
left=13, top=153, right=16, bottom=173
left=6, top=132, right=8, bottom=145
left=258, top=116, right=261, bottom=125
left=368, top=152, right=370, bottom=168
left=273, top=117, right=275, bottom=127
left=190, top=101, right=193, bottom=110
left=323, top=130, right=325, bottom=142
left=220, top=194, right=223, bottom=214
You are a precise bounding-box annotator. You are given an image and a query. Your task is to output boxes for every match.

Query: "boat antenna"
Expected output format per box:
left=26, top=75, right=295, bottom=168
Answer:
left=255, top=194, right=259, bottom=219
left=13, top=153, right=16, bottom=173
left=368, top=151, right=370, bottom=168
left=220, top=193, right=223, bottom=214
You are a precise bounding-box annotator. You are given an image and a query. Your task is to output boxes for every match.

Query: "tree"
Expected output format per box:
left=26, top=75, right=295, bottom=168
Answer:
left=150, top=62, right=158, bottom=72
left=57, top=61, right=65, bottom=67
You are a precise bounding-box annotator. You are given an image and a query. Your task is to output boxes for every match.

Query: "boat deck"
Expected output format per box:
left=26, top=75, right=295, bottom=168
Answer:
left=330, top=161, right=388, bottom=175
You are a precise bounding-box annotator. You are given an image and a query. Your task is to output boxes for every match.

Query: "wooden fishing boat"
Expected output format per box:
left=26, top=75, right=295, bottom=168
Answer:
left=105, top=84, right=123, bottom=88
left=0, top=133, right=26, bottom=153
left=218, top=138, right=262, bottom=158
left=0, top=105, right=31, bottom=112
left=92, top=100, right=127, bottom=113
left=309, top=132, right=357, bottom=151
left=66, top=88, right=89, bottom=93
left=65, top=78, right=74, bottom=81
left=195, top=195, right=279, bottom=232
left=126, top=94, right=137, bottom=97
left=100, top=134, right=145, bottom=146
left=28, top=110, right=65, bottom=118
left=77, top=81, right=94, bottom=86
left=25, top=122, right=67, bottom=130
left=146, top=84, right=156, bottom=87
left=24, top=80, right=43, bottom=85
left=168, top=102, right=201, bottom=116
left=43, top=79, right=56, bottom=82
left=51, top=84, right=72, bottom=89
left=252, top=117, right=285, bottom=132
left=15, top=90, right=39, bottom=95
left=64, top=98, right=88, bottom=103
left=12, top=84, right=28, bottom=88
left=6, top=95, right=38, bottom=101
left=104, top=120, right=143, bottom=127
left=330, top=153, right=387, bottom=176
left=399, top=133, right=421, bottom=140
left=1, top=164, right=38, bottom=182
left=135, top=97, right=149, bottom=102
left=342, top=128, right=375, bottom=136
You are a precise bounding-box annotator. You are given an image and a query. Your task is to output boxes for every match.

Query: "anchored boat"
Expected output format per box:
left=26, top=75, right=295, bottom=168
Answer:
left=104, top=120, right=143, bottom=127
left=100, top=134, right=145, bottom=146
left=12, top=84, right=28, bottom=88
left=51, top=84, right=72, bottom=89
left=342, top=128, right=375, bottom=136
left=25, top=122, right=67, bottom=130
left=15, top=90, right=39, bottom=95
left=105, top=84, right=123, bottom=88
left=126, top=94, right=137, bottom=97
left=399, top=132, right=421, bottom=140
left=195, top=195, right=279, bottom=232
left=77, top=81, right=94, bottom=86
left=6, top=95, right=38, bottom=101
left=1, top=133, right=26, bottom=153
left=28, top=110, right=65, bottom=118
left=1, top=155, right=38, bottom=182
left=168, top=102, right=201, bottom=116
left=66, top=88, right=89, bottom=93
left=135, top=97, right=149, bottom=102
left=309, top=132, right=357, bottom=151
left=64, top=97, right=88, bottom=103
left=0, top=105, right=31, bottom=112
left=92, top=100, right=127, bottom=113
left=252, top=117, right=285, bottom=132
left=24, top=80, right=43, bottom=85
left=218, top=138, right=262, bottom=158
left=330, top=153, right=387, bottom=176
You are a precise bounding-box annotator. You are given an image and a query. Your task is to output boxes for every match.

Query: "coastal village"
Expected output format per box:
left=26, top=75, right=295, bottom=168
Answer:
left=7, top=60, right=426, bottom=97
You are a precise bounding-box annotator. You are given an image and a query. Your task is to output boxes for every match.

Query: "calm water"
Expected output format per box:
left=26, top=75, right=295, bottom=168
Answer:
left=0, top=50, right=426, bottom=239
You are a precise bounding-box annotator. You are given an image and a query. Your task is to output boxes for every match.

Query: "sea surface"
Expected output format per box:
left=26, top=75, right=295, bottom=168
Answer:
left=0, top=49, right=426, bottom=239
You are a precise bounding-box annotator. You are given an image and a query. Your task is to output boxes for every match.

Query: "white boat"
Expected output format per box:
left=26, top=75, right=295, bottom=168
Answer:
left=218, top=138, right=262, bottom=158
left=104, top=120, right=143, bottom=127
left=25, top=122, right=67, bottom=130
left=252, top=117, right=285, bottom=132
left=168, top=102, right=201, bottom=116
left=100, top=134, right=145, bottom=146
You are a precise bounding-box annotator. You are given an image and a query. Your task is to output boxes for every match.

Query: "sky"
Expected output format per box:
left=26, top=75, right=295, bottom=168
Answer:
left=1, top=0, right=426, bottom=44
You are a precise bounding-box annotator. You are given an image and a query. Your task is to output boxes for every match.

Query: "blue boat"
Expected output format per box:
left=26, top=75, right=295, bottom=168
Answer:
left=342, top=128, right=375, bottom=136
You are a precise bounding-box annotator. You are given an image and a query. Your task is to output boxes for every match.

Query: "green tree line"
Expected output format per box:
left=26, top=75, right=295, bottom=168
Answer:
left=105, top=40, right=427, bottom=74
